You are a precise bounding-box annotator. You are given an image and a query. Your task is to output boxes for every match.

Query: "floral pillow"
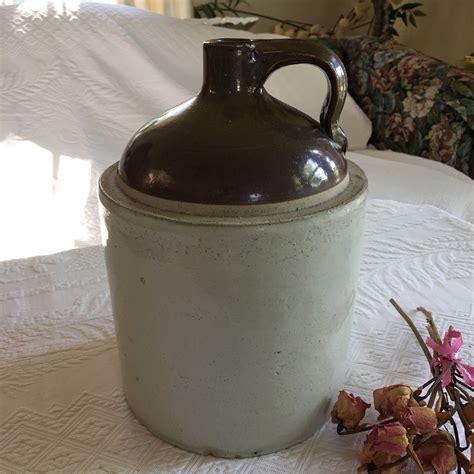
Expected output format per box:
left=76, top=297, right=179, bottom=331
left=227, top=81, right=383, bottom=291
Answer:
left=318, top=36, right=474, bottom=177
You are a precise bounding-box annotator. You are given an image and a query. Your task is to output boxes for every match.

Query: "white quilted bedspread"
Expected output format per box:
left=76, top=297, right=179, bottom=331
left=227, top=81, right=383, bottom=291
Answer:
left=1, top=200, right=472, bottom=473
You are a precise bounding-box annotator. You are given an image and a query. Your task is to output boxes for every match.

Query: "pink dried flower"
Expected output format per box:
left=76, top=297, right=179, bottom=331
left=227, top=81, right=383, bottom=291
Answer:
left=415, top=430, right=457, bottom=474
left=426, top=328, right=474, bottom=388
left=360, top=423, right=409, bottom=468
left=331, top=390, right=370, bottom=429
left=373, top=384, right=413, bottom=417
left=398, top=406, right=437, bottom=434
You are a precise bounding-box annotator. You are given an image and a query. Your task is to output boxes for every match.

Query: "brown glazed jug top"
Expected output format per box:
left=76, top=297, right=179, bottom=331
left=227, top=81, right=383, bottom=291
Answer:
left=119, top=38, right=349, bottom=205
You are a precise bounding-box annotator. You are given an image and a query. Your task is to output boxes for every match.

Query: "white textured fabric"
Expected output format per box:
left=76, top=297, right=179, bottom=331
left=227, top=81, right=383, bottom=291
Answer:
left=1, top=200, right=473, bottom=472
left=0, top=1, right=371, bottom=149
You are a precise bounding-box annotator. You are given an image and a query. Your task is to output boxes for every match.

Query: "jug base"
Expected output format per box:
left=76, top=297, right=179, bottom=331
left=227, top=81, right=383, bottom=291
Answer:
left=126, top=396, right=319, bottom=459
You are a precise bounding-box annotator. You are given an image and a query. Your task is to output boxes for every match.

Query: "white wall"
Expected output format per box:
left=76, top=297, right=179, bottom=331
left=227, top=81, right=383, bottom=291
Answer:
left=194, top=0, right=354, bottom=32
left=194, top=0, right=474, bottom=65
left=397, top=0, right=474, bottom=66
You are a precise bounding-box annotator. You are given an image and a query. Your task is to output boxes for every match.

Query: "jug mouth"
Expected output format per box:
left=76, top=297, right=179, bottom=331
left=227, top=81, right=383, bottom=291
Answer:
left=204, top=38, right=254, bottom=48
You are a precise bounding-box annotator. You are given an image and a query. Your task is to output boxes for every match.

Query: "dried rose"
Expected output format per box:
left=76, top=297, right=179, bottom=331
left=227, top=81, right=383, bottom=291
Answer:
left=373, top=384, right=413, bottom=417
left=338, top=17, right=351, bottom=29
left=310, top=24, right=323, bottom=35
left=273, top=23, right=284, bottom=35
left=331, top=390, right=370, bottom=429
left=295, top=30, right=309, bottom=39
left=415, top=430, right=457, bottom=474
left=360, top=423, right=409, bottom=468
left=333, top=27, right=345, bottom=39
left=398, top=406, right=437, bottom=434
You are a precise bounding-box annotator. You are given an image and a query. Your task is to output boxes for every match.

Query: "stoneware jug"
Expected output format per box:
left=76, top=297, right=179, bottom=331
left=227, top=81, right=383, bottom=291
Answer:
left=99, top=38, right=367, bottom=458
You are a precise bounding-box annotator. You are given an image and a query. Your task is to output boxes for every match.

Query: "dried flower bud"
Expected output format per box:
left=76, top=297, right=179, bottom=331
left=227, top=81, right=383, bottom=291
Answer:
left=333, top=27, right=345, bottom=39
left=296, top=29, right=309, bottom=39
left=360, top=423, right=409, bottom=468
left=331, top=390, right=370, bottom=429
left=310, top=24, right=323, bottom=35
left=373, top=384, right=413, bottom=417
left=354, top=0, right=371, bottom=18
left=398, top=406, right=437, bottom=434
left=273, top=23, right=285, bottom=35
left=415, top=430, right=457, bottom=473
left=284, top=28, right=296, bottom=38
left=338, top=17, right=351, bottom=29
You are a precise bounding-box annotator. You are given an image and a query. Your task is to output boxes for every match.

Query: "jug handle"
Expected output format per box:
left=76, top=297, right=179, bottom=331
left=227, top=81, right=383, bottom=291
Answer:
left=253, top=39, right=348, bottom=153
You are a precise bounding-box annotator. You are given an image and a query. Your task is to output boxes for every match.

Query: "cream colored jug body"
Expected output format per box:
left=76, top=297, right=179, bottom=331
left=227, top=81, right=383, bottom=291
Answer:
left=99, top=161, right=367, bottom=458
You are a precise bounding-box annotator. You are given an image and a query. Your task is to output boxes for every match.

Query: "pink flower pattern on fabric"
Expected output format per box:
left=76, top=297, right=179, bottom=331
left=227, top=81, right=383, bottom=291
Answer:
left=426, top=328, right=474, bottom=388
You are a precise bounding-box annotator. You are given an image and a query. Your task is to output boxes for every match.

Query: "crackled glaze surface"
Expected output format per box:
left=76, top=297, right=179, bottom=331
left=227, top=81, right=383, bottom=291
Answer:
left=99, top=162, right=367, bottom=457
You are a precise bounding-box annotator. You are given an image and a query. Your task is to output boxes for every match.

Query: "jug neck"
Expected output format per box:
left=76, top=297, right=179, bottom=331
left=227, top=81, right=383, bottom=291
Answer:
left=201, top=39, right=261, bottom=95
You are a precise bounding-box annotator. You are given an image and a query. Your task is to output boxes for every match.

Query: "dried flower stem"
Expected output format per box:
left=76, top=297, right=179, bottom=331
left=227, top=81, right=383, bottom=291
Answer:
left=281, top=18, right=313, bottom=27
left=217, top=6, right=308, bottom=30
left=338, top=417, right=395, bottom=435
left=448, top=388, right=473, bottom=435
left=418, top=306, right=442, bottom=344
left=426, top=386, right=440, bottom=407
left=452, top=380, right=472, bottom=401
left=415, top=376, right=436, bottom=395
left=330, top=14, right=344, bottom=32
left=350, top=20, right=373, bottom=30
left=367, top=17, right=374, bottom=35
left=434, top=391, right=444, bottom=413
left=389, top=299, right=432, bottom=364
left=453, top=375, right=474, bottom=394
left=419, top=306, right=443, bottom=385
left=449, top=417, right=462, bottom=451
left=454, top=448, right=471, bottom=472
left=427, top=363, right=454, bottom=408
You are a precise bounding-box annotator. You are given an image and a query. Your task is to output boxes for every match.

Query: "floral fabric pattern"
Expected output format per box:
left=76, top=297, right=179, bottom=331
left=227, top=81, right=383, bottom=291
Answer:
left=317, top=36, right=474, bottom=177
